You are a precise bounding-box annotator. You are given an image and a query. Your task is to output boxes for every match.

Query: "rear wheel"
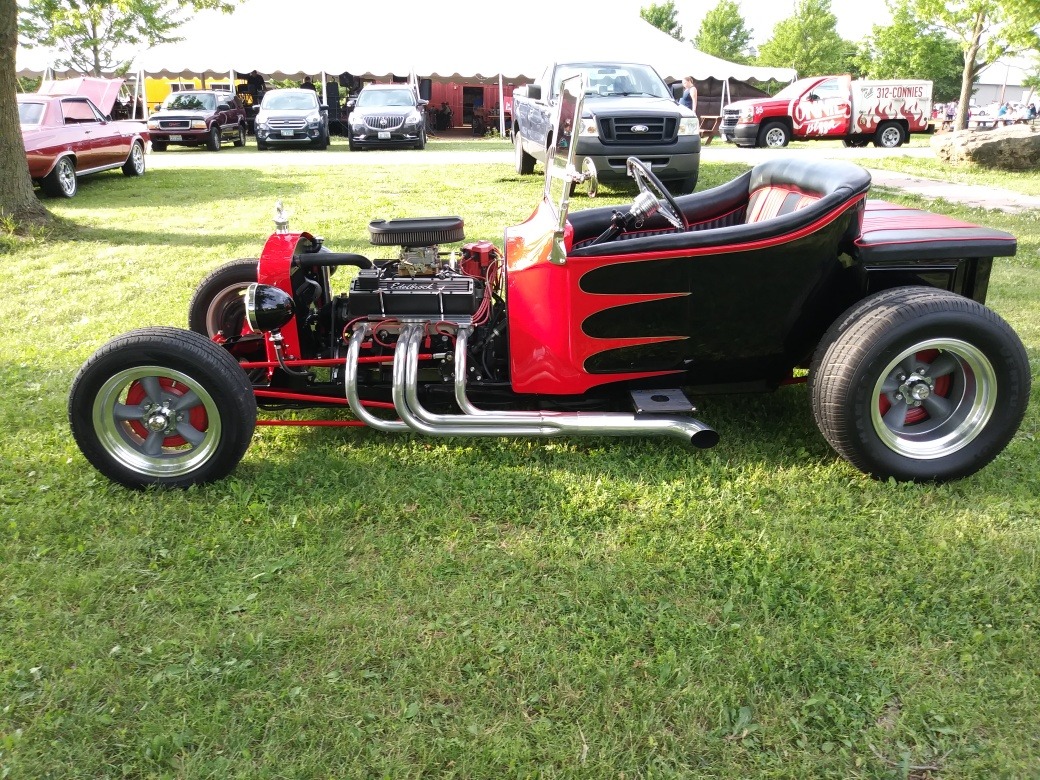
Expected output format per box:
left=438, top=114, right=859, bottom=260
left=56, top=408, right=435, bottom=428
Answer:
left=207, top=125, right=222, bottom=151
left=41, top=157, right=77, bottom=197
left=514, top=131, right=535, bottom=174
left=68, top=327, right=257, bottom=489
left=121, top=140, right=146, bottom=176
left=233, top=125, right=246, bottom=147
left=873, top=121, right=904, bottom=148
left=757, top=121, right=790, bottom=148
left=809, top=287, right=1030, bottom=482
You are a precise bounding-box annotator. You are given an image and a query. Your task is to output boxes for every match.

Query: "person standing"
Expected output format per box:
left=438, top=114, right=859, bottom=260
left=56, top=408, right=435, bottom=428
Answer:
left=301, top=76, right=316, bottom=91
left=680, top=76, right=697, bottom=112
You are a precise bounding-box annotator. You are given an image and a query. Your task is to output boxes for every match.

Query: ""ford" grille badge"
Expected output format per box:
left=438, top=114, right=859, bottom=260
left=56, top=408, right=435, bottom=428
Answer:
left=632, top=124, right=649, bottom=133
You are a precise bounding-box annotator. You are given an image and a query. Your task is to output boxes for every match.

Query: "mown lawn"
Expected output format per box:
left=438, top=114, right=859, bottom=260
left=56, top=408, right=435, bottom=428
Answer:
left=1, top=153, right=1038, bottom=779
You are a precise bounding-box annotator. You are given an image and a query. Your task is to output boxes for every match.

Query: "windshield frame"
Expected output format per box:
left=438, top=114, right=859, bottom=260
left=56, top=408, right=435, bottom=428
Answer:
left=552, top=63, right=670, bottom=100
left=161, top=92, right=218, bottom=112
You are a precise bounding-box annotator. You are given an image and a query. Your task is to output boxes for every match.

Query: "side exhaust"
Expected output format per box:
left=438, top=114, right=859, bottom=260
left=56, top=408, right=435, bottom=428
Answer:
left=344, top=323, right=718, bottom=448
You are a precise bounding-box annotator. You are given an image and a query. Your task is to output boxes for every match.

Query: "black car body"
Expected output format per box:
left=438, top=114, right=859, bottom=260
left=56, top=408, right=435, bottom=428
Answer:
left=347, top=84, right=427, bottom=151
left=147, top=90, right=248, bottom=151
left=254, top=89, right=330, bottom=150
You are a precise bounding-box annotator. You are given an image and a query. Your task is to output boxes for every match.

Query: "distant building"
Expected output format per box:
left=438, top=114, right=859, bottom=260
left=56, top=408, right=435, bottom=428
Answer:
left=973, top=57, right=1036, bottom=105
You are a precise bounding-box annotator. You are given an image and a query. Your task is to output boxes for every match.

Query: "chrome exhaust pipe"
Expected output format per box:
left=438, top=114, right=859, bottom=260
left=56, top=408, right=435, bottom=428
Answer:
left=344, top=326, right=408, bottom=431
left=398, top=324, right=719, bottom=448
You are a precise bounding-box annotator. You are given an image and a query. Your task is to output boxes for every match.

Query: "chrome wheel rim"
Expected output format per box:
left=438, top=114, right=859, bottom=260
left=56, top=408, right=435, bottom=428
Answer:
left=880, top=126, right=901, bottom=147
left=92, top=366, right=222, bottom=477
left=58, top=160, right=76, bottom=194
left=131, top=143, right=145, bottom=172
left=765, top=127, right=786, bottom=147
left=870, top=338, right=996, bottom=459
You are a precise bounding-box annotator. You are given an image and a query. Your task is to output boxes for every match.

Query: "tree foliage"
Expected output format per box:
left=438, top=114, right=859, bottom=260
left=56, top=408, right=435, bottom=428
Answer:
left=855, top=0, right=966, bottom=102
left=640, top=1, right=683, bottom=41
left=910, top=0, right=1040, bottom=128
left=693, top=0, right=754, bottom=64
left=757, top=0, right=856, bottom=77
left=19, top=0, right=235, bottom=76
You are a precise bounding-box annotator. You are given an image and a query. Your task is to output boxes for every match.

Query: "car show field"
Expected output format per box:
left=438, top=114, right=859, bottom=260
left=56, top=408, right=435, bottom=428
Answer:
left=2, top=135, right=1038, bottom=777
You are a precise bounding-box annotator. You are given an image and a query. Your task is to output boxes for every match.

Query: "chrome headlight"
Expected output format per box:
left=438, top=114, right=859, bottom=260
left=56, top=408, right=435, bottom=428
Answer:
left=245, top=284, right=295, bottom=332
left=306, top=112, right=322, bottom=127
left=739, top=107, right=756, bottom=123
left=191, top=119, right=207, bottom=129
left=404, top=110, right=422, bottom=127
left=678, top=117, right=700, bottom=136
left=146, top=119, right=159, bottom=129
left=578, top=117, right=598, bottom=138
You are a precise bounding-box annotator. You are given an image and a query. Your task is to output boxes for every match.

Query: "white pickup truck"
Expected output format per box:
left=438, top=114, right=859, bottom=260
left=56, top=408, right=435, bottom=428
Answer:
left=511, top=61, right=702, bottom=194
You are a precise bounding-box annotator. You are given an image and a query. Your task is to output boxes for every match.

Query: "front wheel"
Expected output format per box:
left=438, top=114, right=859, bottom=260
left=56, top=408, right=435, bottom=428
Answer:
left=41, top=157, right=77, bottom=198
left=188, top=258, right=260, bottom=339
left=757, top=121, right=790, bottom=148
left=69, top=327, right=257, bottom=489
left=233, top=125, right=246, bottom=147
left=207, top=126, right=222, bottom=151
left=809, top=287, right=1030, bottom=482
left=514, top=132, right=535, bottom=174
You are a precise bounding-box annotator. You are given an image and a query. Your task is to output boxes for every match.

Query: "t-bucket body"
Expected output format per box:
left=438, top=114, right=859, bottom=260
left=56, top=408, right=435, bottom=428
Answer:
left=68, top=77, right=1030, bottom=489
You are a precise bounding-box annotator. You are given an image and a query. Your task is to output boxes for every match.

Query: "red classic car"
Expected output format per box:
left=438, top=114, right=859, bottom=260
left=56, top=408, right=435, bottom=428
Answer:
left=18, top=91, right=149, bottom=198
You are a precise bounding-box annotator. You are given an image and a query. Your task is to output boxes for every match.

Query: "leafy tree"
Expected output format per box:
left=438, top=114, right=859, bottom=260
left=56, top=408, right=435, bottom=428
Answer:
left=855, top=0, right=966, bottom=102
left=640, top=1, right=683, bottom=41
left=20, top=0, right=233, bottom=76
left=3, top=0, right=234, bottom=228
left=694, top=0, right=754, bottom=64
left=757, top=0, right=855, bottom=77
left=911, top=0, right=1040, bottom=128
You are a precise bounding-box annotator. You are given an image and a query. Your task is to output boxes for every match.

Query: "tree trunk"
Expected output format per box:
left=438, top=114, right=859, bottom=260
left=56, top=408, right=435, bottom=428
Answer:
left=1, top=0, right=50, bottom=226
left=954, top=11, right=986, bottom=131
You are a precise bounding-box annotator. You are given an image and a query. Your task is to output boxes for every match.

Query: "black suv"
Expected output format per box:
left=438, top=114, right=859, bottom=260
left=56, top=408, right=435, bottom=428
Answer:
left=147, top=90, right=248, bottom=151
left=254, top=89, right=330, bottom=150
left=347, top=84, right=428, bottom=150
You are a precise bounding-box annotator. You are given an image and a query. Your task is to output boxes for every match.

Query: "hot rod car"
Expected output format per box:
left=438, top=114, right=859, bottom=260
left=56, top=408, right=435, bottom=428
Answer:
left=68, top=77, right=1030, bottom=489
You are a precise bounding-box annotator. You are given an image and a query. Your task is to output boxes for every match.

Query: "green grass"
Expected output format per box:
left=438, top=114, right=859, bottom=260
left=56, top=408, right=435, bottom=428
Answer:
left=1, top=154, right=1038, bottom=779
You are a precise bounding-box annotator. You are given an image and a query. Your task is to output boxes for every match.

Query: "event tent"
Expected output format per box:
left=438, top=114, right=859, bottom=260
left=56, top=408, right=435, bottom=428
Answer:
left=15, top=0, right=793, bottom=86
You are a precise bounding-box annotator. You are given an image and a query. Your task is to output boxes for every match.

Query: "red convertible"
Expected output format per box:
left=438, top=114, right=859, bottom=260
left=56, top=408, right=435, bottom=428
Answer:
left=68, top=76, right=1030, bottom=488
left=18, top=87, right=148, bottom=198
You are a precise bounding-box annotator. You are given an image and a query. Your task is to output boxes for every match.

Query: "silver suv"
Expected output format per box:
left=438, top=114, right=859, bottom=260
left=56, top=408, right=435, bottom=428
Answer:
left=254, top=88, right=329, bottom=150
left=347, top=84, right=428, bottom=151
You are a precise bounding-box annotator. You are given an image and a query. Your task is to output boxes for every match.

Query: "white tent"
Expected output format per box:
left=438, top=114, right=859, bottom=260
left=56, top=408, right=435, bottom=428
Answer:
left=129, top=0, right=794, bottom=84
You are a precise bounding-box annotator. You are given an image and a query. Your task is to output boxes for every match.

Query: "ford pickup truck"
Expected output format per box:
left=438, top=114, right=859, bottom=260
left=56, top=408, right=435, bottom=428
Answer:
left=511, top=61, right=701, bottom=194
left=721, top=75, right=933, bottom=149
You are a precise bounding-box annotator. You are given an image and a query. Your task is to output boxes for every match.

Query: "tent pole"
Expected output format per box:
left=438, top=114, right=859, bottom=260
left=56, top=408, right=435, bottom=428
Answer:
left=321, top=70, right=327, bottom=106
left=499, top=73, right=505, bottom=137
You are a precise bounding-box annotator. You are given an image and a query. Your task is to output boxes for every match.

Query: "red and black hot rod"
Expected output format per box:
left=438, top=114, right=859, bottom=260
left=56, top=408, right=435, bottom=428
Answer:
left=68, top=77, right=1030, bottom=488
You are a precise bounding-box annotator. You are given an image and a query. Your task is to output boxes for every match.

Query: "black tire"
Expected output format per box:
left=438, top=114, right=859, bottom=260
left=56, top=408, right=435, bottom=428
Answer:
left=873, top=121, right=904, bottom=148
left=415, top=130, right=426, bottom=150
left=256, top=139, right=268, bottom=151
left=315, top=130, right=329, bottom=150
left=188, top=258, right=259, bottom=338
left=151, top=141, right=168, bottom=152
left=41, top=157, right=77, bottom=198
left=348, top=140, right=359, bottom=151
left=808, top=287, right=1030, bottom=482
left=842, top=137, right=869, bottom=148
left=68, top=327, right=257, bottom=489
left=121, top=140, right=146, bottom=176
left=514, top=132, right=535, bottom=174
left=667, top=176, right=697, bottom=195
left=233, top=125, right=246, bottom=147
left=207, top=125, right=222, bottom=151
left=757, top=121, right=790, bottom=148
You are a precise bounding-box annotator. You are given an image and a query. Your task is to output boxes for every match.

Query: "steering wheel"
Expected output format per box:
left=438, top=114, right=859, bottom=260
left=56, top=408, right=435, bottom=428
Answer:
left=627, top=157, right=689, bottom=232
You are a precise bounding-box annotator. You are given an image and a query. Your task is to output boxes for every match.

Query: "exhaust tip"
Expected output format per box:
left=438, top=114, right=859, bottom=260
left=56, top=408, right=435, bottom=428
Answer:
left=690, top=428, right=720, bottom=450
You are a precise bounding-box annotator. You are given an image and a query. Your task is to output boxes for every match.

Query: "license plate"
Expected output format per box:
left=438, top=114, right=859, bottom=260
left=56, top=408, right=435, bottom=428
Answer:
left=169, top=135, right=182, bottom=141
left=280, top=129, right=294, bottom=137
left=378, top=131, right=391, bottom=139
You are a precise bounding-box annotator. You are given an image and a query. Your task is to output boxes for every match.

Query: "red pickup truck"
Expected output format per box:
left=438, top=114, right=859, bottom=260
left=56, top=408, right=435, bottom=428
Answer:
left=721, top=75, right=933, bottom=149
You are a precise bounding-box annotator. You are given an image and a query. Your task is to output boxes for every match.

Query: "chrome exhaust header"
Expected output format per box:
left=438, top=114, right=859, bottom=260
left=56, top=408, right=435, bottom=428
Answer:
left=344, top=323, right=718, bottom=448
